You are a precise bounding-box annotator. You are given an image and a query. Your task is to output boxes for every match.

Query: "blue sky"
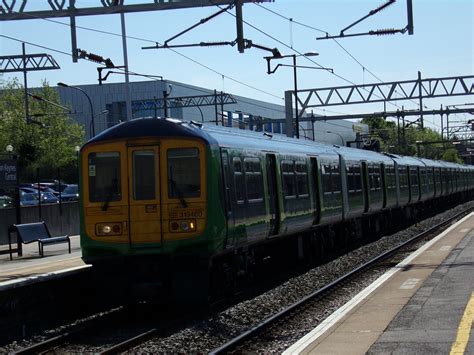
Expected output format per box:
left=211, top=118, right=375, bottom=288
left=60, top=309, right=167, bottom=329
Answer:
left=1, top=0, right=473, bottom=131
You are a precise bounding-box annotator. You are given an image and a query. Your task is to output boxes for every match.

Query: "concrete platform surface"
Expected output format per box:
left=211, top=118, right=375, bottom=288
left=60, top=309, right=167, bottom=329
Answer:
left=0, top=235, right=87, bottom=287
left=284, top=213, right=474, bottom=355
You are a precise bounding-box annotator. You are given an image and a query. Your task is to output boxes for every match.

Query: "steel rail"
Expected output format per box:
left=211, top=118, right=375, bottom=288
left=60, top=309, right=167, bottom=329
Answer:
left=13, top=307, right=124, bottom=355
left=98, top=311, right=198, bottom=354
left=99, top=328, right=159, bottom=355
left=209, top=207, right=473, bottom=354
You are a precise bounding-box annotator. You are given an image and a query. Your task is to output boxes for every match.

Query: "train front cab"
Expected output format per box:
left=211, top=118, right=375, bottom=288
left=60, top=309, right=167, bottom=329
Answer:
left=80, top=138, right=208, bottom=262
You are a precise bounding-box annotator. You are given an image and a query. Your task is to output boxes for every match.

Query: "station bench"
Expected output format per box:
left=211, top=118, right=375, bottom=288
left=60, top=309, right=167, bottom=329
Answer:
left=8, top=222, right=71, bottom=260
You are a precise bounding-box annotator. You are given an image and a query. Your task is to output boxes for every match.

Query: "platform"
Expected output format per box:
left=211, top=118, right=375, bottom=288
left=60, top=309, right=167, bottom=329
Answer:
left=0, top=235, right=89, bottom=289
left=284, top=213, right=474, bottom=355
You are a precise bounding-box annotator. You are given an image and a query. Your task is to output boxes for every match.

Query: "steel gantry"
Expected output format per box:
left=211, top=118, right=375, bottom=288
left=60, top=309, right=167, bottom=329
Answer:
left=132, top=92, right=237, bottom=123
left=291, top=74, right=474, bottom=108
left=133, top=92, right=237, bottom=110
left=0, top=1, right=273, bottom=19
left=0, top=53, right=59, bottom=73
left=0, top=0, right=273, bottom=122
left=285, top=73, right=474, bottom=136
left=0, top=44, right=60, bottom=125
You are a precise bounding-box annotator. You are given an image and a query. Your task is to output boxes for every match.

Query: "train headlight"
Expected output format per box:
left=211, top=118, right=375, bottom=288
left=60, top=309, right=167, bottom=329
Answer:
left=96, top=222, right=122, bottom=236
left=169, top=219, right=197, bottom=233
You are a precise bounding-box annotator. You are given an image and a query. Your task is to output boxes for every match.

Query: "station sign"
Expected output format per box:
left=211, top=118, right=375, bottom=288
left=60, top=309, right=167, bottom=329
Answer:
left=0, top=160, right=18, bottom=187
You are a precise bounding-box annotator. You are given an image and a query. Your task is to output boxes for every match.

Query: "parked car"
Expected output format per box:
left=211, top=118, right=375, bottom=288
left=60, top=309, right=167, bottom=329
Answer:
left=20, top=187, right=39, bottom=195
left=0, top=195, right=13, bottom=208
left=32, top=183, right=60, bottom=194
left=20, top=192, right=59, bottom=206
left=41, top=192, right=60, bottom=204
left=20, top=193, right=39, bottom=206
left=54, top=184, right=69, bottom=193
left=59, top=184, right=79, bottom=201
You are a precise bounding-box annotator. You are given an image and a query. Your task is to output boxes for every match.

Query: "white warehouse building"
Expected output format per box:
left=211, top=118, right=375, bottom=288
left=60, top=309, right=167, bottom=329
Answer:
left=55, top=79, right=368, bottom=146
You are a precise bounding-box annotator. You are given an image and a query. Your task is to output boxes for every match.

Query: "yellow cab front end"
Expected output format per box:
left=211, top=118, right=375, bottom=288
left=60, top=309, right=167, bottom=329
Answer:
left=80, top=136, right=207, bottom=262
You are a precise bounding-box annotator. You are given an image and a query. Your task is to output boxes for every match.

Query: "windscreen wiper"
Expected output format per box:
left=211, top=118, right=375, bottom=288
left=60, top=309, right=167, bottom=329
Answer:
left=170, top=178, right=188, bottom=208
left=102, top=185, right=116, bottom=211
left=102, top=193, right=112, bottom=211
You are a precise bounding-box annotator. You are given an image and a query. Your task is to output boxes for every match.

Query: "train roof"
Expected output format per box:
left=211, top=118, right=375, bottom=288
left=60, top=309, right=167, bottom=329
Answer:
left=383, top=153, right=426, bottom=167
left=203, top=124, right=340, bottom=157
left=415, top=157, right=447, bottom=168
left=85, top=117, right=339, bottom=158
left=84, top=118, right=472, bottom=170
left=84, top=117, right=215, bottom=147
left=333, top=145, right=394, bottom=164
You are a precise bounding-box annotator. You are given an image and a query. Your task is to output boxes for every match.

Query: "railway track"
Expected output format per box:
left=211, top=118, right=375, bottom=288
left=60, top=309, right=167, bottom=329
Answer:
left=209, top=207, right=473, bottom=354
left=11, top=307, right=126, bottom=355
left=9, top=206, right=472, bottom=354
left=11, top=302, right=204, bottom=354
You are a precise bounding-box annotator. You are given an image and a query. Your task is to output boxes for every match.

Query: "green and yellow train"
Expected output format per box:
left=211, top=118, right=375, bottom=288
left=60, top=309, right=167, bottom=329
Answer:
left=79, top=118, right=474, bottom=301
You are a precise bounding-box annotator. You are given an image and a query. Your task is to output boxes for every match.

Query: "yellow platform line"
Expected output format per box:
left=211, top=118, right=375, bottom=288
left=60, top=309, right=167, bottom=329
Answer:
left=450, top=292, right=474, bottom=355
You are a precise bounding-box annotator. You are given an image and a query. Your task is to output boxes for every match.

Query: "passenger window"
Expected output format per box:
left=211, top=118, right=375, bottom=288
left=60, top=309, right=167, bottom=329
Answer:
left=386, top=166, right=396, bottom=189
left=353, top=165, right=362, bottom=191
left=281, top=160, right=296, bottom=198
left=295, top=162, right=309, bottom=197
left=410, top=168, right=418, bottom=188
left=369, top=164, right=381, bottom=190
left=233, top=157, right=244, bottom=202
left=133, top=150, right=155, bottom=200
left=332, top=164, right=341, bottom=193
left=322, top=164, right=333, bottom=194
left=399, top=166, right=408, bottom=188
left=244, top=158, right=263, bottom=201
left=168, top=148, right=201, bottom=198
left=88, top=152, right=121, bottom=202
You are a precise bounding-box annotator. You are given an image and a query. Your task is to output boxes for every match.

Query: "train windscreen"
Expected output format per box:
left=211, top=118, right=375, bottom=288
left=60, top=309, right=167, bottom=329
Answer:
left=167, top=148, right=201, bottom=198
left=88, top=152, right=121, bottom=202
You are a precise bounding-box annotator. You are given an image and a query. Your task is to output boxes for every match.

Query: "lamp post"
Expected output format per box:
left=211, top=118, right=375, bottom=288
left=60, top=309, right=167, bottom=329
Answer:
left=163, top=84, right=173, bottom=118
left=5, top=144, right=21, bottom=243
left=326, top=131, right=345, bottom=146
left=57, top=82, right=95, bottom=138
left=264, top=52, right=329, bottom=139
left=75, top=145, right=81, bottom=184
left=5, top=144, right=13, bottom=159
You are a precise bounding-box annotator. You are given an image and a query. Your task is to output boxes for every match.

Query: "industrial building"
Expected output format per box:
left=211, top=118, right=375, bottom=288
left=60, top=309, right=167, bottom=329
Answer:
left=56, top=79, right=368, bottom=146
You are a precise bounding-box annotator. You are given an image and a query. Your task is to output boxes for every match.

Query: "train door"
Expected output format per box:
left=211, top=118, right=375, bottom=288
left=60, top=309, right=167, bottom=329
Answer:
left=266, top=153, right=280, bottom=236
left=361, top=161, right=369, bottom=213
left=220, top=149, right=235, bottom=247
left=127, top=146, right=162, bottom=246
left=310, top=157, right=320, bottom=225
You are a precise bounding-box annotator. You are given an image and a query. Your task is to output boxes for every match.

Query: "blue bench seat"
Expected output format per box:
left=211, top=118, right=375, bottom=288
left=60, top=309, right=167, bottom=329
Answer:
left=8, top=222, right=71, bottom=259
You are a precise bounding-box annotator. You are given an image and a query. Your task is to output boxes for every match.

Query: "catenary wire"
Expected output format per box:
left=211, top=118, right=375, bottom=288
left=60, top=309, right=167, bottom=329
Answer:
left=4, top=10, right=283, bottom=101
left=253, top=2, right=442, bottom=128
left=1, top=9, right=347, bottom=117
left=0, top=32, right=292, bottom=116
left=3, top=7, right=437, bottom=128
left=213, top=2, right=411, bottom=114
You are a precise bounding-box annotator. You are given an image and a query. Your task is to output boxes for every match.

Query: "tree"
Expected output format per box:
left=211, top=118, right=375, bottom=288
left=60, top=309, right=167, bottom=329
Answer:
left=0, top=78, right=85, bottom=181
left=360, top=117, right=448, bottom=160
left=441, top=148, right=463, bottom=164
